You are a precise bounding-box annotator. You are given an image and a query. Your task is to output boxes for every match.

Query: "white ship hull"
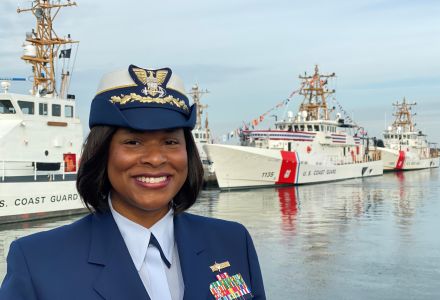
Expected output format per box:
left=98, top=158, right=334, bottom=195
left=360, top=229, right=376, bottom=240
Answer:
left=193, top=128, right=217, bottom=185
left=204, top=144, right=383, bottom=189
left=379, top=147, right=440, bottom=171
left=0, top=92, right=85, bottom=224
left=196, top=142, right=217, bottom=185
left=0, top=179, right=86, bottom=224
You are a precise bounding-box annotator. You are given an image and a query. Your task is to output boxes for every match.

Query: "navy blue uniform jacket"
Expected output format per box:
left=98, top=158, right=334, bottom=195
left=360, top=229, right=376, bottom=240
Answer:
left=0, top=212, right=266, bottom=300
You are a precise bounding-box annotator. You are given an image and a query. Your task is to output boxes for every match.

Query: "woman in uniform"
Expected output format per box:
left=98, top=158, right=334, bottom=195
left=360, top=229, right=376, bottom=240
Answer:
left=0, top=65, right=266, bottom=300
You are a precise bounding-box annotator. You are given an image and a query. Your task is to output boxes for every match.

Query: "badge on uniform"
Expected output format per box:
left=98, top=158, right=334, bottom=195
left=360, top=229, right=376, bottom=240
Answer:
left=209, top=261, right=253, bottom=299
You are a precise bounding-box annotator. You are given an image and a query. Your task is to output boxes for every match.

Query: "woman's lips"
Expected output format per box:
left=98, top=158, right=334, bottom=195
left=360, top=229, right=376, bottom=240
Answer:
left=133, top=175, right=171, bottom=188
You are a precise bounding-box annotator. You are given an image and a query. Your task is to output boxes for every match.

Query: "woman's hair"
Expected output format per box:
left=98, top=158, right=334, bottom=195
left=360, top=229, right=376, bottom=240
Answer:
left=76, top=126, right=204, bottom=214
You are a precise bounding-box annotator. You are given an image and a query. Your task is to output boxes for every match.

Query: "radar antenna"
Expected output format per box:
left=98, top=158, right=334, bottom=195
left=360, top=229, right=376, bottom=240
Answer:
left=17, top=0, right=78, bottom=97
left=391, top=97, right=417, bottom=132
left=187, top=83, right=210, bottom=129
left=298, top=65, right=336, bottom=121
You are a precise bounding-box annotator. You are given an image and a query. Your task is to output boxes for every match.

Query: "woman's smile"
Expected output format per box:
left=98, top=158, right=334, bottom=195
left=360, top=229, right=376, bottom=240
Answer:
left=133, top=174, right=172, bottom=188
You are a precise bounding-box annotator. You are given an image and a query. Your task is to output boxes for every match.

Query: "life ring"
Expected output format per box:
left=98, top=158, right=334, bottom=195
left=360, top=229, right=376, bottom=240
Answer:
left=307, top=146, right=312, bottom=153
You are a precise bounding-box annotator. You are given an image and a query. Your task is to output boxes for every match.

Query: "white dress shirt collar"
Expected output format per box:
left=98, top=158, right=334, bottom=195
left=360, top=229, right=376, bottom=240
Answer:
left=108, top=196, right=175, bottom=271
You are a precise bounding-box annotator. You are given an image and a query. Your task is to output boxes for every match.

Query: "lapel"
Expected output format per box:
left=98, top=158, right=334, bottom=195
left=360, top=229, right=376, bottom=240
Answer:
left=89, top=211, right=150, bottom=300
left=174, top=213, right=215, bottom=300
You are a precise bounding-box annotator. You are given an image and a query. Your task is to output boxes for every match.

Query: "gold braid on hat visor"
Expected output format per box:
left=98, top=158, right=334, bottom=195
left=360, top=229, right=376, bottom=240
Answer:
left=110, top=93, right=189, bottom=112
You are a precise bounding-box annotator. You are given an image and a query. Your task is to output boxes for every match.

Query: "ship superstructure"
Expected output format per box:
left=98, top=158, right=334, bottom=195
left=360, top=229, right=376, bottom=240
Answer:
left=0, top=0, right=85, bottom=223
left=205, top=66, right=383, bottom=190
left=188, top=84, right=216, bottom=185
left=379, top=98, right=439, bottom=170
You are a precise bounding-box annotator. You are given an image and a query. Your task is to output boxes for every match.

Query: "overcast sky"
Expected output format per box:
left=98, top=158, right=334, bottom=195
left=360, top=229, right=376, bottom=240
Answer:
left=1, top=0, right=440, bottom=143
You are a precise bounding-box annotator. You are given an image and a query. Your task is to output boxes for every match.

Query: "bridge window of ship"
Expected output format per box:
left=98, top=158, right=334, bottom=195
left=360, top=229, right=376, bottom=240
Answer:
left=52, top=104, right=61, bottom=117
left=314, top=125, right=319, bottom=131
left=18, top=100, right=35, bottom=114
left=39, top=103, right=48, bottom=115
left=300, top=125, right=305, bottom=131
left=65, top=105, right=74, bottom=118
left=307, top=125, right=313, bottom=131
left=0, top=99, right=16, bottom=114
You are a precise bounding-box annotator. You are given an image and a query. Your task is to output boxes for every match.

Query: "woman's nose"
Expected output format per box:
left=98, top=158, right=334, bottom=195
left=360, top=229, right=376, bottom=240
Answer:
left=139, top=146, right=167, bottom=167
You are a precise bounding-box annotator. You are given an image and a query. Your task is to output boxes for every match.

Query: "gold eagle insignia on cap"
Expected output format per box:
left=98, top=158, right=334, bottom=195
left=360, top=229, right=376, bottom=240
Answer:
left=132, top=68, right=168, bottom=97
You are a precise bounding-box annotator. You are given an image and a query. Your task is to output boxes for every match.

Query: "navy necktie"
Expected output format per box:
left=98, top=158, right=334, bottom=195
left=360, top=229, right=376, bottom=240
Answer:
left=149, top=233, right=171, bottom=268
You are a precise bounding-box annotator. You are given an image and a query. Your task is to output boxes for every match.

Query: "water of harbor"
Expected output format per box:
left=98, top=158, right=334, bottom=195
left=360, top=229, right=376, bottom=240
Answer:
left=1, top=170, right=439, bottom=299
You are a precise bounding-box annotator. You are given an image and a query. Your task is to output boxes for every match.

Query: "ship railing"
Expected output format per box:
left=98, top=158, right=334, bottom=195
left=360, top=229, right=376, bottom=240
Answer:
left=1, top=159, right=73, bottom=181
left=325, top=150, right=381, bottom=166
left=363, top=150, right=381, bottom=162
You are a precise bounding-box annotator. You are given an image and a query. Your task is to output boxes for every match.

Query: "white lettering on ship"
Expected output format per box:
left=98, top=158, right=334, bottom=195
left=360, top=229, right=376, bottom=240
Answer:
left=1, top=193, right=80, bottom=207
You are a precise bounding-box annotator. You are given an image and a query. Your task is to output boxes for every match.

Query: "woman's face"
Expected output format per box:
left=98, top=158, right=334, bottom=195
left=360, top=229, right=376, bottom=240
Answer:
left=107, top=128, right=188, bottom=227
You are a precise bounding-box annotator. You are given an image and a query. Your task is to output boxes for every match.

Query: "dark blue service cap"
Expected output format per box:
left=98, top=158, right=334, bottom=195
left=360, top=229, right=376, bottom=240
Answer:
left=89, top=65, right=196, bottom=130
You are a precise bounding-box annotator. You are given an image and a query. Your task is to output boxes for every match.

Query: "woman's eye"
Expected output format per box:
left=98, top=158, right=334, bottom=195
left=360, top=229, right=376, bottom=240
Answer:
left=165, top=139, right=179, bottom=145
left=124, top=140, right=141, bottom=145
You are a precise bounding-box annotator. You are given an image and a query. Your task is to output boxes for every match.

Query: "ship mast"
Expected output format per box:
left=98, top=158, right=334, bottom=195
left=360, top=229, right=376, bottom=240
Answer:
left=298, top=65, right=336, bottom=121
left=188, top=83, right=210, bottom=130
left=391, top=97, right=416, bottom=132
left=17, top=0, right=78, bottom=98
